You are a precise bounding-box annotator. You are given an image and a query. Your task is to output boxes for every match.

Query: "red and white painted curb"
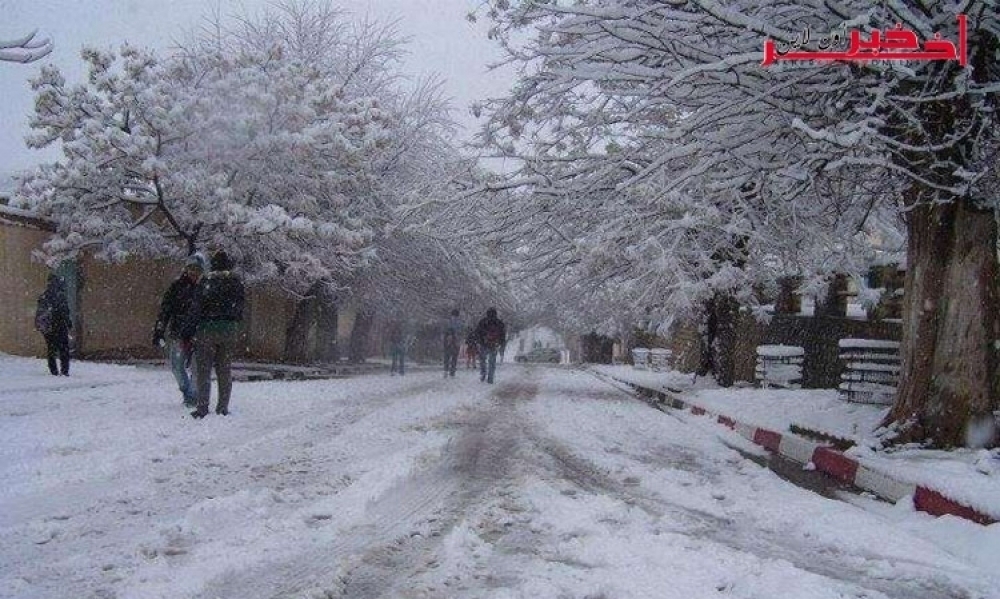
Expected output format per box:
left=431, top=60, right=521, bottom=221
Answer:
left=604, top=375, right=997, bottom=526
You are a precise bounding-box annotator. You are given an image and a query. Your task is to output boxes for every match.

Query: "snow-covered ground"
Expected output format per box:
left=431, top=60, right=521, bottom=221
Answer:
left=2, top=354, right=998, bottom=599
left=593, top=364, right=1000, bottom=521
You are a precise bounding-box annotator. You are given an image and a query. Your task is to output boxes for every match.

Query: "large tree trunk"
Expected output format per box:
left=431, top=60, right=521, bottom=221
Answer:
left=697, top=293, right=739, bottom=387
left=348, top=306, right=375, bottom=363
left=315, top=289, right=339, bottom=363
left=283, top=293, right=318, bottom=364
left=815, top=274, right=847, bottom=318
left=883, top=199, right=1000, bottom=448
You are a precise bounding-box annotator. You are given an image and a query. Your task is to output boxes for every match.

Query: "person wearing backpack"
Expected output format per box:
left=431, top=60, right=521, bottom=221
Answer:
left=35, top=273, right=72, bottom=376
left=189, top=250, right=245, bottom=419
left=153, top=253, right=207, bottom=407
left=442, top=309, right=462, bottom=378
left=474, top=307, right=506, bottom=384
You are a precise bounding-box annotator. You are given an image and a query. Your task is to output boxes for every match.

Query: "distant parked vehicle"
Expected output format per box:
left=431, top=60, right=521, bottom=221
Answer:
left=515, top=347, right=561, bottom=363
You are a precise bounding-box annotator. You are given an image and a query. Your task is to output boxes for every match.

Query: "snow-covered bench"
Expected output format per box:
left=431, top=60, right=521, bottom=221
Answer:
left=649, top=348, right=672, bottom=372
left=755, top=344, right=804, bottom=389
left=839, top=338, right=900, bottom=405
left=631, top=347, right=650, bottom=370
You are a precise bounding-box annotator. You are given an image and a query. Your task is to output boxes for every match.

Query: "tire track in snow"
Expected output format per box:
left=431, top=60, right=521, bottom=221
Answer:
left=194, top=379, right=538, bottom=599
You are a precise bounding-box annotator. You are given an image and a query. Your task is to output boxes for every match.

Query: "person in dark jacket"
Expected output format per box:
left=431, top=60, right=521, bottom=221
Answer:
left=442, top=309, right=462, bottom=378
left=35, top=273, right=72, bottom=376
left=388, top=319, right=407, bottom=376
left=153, top=253, right=207, bottom=406
left=474, top=307, right=506, bottom=384
left=190, top=250, right=245, bottom=418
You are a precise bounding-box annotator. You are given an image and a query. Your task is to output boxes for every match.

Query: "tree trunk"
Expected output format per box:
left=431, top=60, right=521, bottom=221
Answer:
left=883, top=199, right=1000, bottom=448
left=316, top=290, right=339, bottom=363
left=283, top=284, right=321, bottom=364
left=697, top=293, right=739, bottom=386
left=815, top=274, right=848, bottom=318
left=713, top=293, right=740, bottom=387
left=774, top=276, right=801, bottom=314
left=348, top=306, right=375, bottom=363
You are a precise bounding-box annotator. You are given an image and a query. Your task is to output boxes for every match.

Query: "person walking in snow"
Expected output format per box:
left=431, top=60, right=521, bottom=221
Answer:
left=474, top=307, right=506, bottom=384
left=442, top=309, right=462, bottom=378
left=465, top=329, right=479, bottom=370
left=153, top=253, right=207, bottom=407
left=190, top=250, right=245, bottom=418
left=34, top=273, right=72, bottom=376
left=388, top=319, right=407, bottom=376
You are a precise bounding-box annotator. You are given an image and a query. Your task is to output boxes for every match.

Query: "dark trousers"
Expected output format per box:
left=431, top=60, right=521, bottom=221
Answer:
left=443, top=343, right=459, bottom=376
left=391, top=344, right=406, bottom=375
left=195, top=329, right=236, bottom=413
left=44, top=331, right=70, bottom=376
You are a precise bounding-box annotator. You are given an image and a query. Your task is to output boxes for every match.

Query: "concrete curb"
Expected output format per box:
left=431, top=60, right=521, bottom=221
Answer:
left=599, top=372, right=997, bottom=526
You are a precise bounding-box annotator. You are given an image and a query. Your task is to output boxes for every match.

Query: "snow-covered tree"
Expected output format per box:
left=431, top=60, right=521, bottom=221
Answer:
left=477, top=1, right=999, bottom=447
left=17, top=41, right=382, bottom=285
left=205, top=2, right=508, bottom=339
left=0, top=30, right=52, bottom=63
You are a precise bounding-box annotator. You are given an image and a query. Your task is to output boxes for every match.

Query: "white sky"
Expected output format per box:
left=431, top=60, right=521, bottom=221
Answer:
left=0, top=0, right=514, bottom=174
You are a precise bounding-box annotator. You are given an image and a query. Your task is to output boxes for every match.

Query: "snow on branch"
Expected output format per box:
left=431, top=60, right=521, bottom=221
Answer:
left=0, top=30, right=53, bottom=63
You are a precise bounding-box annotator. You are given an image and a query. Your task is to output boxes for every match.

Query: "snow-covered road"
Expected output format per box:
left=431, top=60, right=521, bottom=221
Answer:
left=1, top=359, right=996, bottom=599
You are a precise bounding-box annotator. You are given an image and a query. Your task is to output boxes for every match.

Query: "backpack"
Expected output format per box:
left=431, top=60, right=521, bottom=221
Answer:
left=34, top=298, right=54, bottom=335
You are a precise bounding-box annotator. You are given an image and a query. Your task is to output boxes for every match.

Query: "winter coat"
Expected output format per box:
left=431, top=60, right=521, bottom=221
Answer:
left=475, top=315, right=506, bottom=351
left=154, top=276, right=201, bottom=341
left=35, top=277, right=71, bottom=336
left=443, top=315, right=462, bottom=349
left=388, top=321, right=406, bottom=347
left=190, top=270, right=245, bottom=337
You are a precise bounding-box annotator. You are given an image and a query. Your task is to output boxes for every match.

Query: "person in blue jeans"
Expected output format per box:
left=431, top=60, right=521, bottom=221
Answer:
left=388, top=319, right=407, bottom=375
left=153, top=253, right=207, bottom=406
left=474, top=307, right=506, bottom=384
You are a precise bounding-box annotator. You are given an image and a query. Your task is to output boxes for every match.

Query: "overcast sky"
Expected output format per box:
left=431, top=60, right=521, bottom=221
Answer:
left=0, top=0, right=514, bottom=176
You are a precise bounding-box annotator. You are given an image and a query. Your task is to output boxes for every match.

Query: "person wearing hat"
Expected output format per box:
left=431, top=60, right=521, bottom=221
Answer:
left=190, top=249, right=245, bottom=418
left=153, top=252, right=207, bottom=406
